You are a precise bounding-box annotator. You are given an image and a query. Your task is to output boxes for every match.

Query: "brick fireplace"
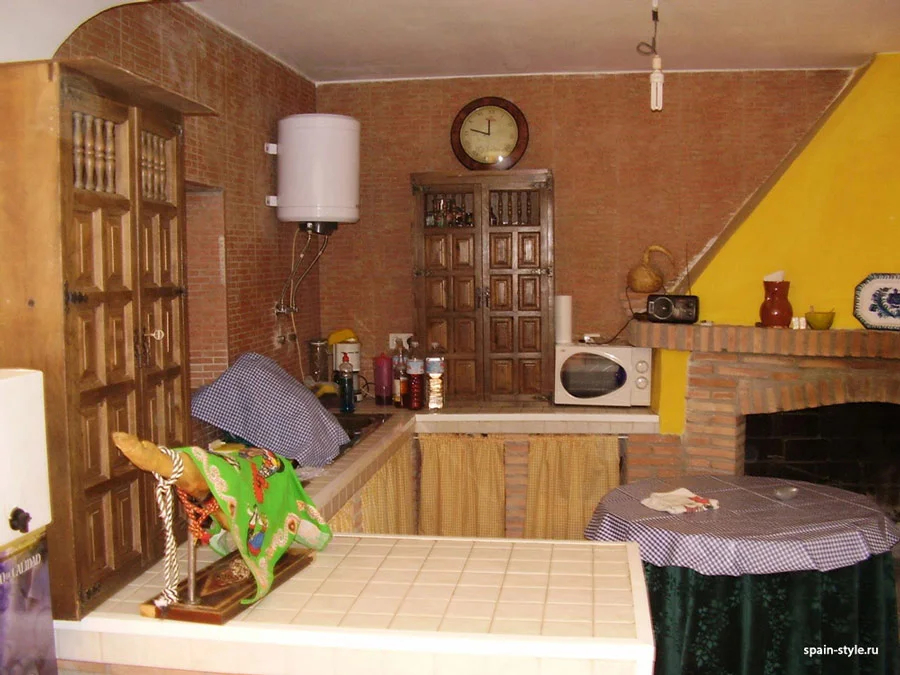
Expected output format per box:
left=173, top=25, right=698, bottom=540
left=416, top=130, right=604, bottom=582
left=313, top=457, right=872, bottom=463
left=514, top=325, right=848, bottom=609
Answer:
left=624, top=323, right=900, bottom=482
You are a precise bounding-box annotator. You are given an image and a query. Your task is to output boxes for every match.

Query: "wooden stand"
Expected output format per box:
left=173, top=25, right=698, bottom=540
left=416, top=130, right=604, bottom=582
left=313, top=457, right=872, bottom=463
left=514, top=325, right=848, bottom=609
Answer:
left=140, top=547, right=315, bottom=624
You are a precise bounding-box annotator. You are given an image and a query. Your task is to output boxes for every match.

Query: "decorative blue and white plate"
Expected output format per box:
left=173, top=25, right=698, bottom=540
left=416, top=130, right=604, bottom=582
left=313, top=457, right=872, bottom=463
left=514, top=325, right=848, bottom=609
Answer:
left=853, top=273, right=900, bottom=330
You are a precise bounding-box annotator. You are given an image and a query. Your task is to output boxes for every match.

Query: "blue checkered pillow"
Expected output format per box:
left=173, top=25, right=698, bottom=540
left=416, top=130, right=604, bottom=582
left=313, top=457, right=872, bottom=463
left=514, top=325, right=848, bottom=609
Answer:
left=190, top=352, right=349, bottom=466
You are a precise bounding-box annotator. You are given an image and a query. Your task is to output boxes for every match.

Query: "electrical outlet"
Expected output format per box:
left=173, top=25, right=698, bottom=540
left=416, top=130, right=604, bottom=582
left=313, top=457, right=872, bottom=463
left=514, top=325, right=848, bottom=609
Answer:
left=388, top=333, right=413, bottom=350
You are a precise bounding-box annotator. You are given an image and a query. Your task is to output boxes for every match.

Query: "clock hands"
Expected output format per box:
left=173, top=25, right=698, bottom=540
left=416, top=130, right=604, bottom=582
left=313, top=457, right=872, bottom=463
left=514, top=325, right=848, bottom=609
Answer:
left=469, top=117, right=493, bottom=136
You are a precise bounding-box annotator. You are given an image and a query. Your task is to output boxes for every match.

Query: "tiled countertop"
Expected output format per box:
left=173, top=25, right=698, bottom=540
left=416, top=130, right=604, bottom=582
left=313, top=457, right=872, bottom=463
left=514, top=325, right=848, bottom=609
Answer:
left=56, top=535, right=654, bottom=675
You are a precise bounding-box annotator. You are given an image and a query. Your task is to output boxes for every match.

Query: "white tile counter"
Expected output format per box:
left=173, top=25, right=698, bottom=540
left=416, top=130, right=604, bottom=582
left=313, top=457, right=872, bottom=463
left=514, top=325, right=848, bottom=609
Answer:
left=56, top=535, right=655, bottom=675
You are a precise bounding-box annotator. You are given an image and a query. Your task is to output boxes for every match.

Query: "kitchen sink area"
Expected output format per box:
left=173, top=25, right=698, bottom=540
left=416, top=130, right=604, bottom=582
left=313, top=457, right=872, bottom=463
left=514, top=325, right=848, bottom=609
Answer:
left=332, top=411, right=392, bottom=451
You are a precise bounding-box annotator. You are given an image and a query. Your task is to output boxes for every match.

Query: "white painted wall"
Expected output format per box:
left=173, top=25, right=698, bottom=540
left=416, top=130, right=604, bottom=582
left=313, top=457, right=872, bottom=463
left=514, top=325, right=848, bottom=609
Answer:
left=0, top=0, right=145, bottom=64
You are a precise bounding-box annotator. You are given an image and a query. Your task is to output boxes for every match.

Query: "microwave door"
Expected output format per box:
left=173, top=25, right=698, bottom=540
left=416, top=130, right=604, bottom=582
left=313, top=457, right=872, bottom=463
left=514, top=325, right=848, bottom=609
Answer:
left=559, top=352, right=626, bottom=399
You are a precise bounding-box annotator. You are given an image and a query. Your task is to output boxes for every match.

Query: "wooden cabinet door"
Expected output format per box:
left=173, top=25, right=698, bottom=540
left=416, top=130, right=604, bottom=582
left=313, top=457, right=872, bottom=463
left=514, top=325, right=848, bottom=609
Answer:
left=483, top=182, right=553, bottom=399
left=134, top=108, right=191, bottom=450
left=61, top=87, right=149, bottom=604
left=413, top=184, right=484, bottom=399
left=412, top=171, right=554, bottom=401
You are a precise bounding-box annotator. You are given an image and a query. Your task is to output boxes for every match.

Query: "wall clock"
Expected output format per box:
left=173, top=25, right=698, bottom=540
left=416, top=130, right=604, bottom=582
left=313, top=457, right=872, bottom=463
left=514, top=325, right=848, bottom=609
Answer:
left=450, top=97, right=529, bottom=170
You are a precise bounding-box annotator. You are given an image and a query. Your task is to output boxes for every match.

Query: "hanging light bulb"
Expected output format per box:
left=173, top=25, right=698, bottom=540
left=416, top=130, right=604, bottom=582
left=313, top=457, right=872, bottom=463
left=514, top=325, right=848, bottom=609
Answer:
left=650, top=55, right=664, bottom=111
left=637, top=0, right=664, bottom=111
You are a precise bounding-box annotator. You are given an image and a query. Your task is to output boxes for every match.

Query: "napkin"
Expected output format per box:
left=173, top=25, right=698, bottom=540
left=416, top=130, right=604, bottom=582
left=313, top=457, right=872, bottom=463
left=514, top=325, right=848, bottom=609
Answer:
left=641, top=488, right=719, bottom=514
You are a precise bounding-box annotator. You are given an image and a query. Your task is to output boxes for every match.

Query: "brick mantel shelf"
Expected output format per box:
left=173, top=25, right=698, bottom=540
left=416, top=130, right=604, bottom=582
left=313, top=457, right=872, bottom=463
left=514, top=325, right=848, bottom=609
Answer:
left=624, top=322, right=900, bottom=480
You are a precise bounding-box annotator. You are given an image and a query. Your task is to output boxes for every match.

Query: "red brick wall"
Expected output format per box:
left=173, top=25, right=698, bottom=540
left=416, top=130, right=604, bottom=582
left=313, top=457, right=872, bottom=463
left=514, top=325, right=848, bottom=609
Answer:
left=185, top=190, right=228, bottom=389
left=56, top=2, right=320, bottom=384
left=317, top=72, right=849, bottom=380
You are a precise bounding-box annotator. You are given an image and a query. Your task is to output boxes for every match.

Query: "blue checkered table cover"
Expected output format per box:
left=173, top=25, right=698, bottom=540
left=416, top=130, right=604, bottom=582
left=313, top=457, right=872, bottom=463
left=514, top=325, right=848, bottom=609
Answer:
left=191, top=352, right=349, bottom=466
left=584, top=474, right=900, bottom=575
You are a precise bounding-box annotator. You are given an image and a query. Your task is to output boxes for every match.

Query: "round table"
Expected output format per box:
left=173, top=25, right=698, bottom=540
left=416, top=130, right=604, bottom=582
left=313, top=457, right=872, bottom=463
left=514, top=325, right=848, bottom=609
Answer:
left=585, top=475, right=900, bottom=675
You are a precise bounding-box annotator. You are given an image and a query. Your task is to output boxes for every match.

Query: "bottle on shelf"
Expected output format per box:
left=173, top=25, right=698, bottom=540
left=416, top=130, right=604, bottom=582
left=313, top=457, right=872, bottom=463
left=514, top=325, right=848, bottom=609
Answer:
left=405, top=338, right=425, bottom=410
left=425, top=342, right=446, bottom=411
left=338, top=353, right=355, bottom=413
left=373, top=352, right=392, bottom=405
left=391, top=337, right=408, bottom=408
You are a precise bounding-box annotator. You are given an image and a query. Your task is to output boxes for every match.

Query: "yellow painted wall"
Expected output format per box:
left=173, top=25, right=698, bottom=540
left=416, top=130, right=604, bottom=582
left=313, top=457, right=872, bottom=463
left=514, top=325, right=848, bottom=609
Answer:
left=656, top=54, right=900, bottom=434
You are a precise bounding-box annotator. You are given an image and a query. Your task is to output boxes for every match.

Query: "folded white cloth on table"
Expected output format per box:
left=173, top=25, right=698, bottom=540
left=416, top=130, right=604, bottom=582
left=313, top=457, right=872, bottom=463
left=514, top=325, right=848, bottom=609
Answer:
left=641, top=488, right=719, bottom=514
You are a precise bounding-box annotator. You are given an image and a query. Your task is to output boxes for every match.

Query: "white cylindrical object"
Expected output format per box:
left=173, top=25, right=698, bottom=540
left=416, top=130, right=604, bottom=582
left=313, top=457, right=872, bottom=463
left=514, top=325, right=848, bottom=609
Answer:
left=554, top=295, right=573, bottom=344
left=275, top=114, right=360, bottom=223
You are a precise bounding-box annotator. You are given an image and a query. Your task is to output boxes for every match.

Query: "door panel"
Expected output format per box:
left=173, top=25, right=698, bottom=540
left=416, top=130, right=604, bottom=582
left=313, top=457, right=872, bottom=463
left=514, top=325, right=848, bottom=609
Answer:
left=489, top=233, right=513, bottom=268
left=426, top=278, right=448, bottom=310
left=518, top=275, right=541, bottom=311
left=519, top=360, right=543, bottom=395
left=490, top=359, right=514, bottom=394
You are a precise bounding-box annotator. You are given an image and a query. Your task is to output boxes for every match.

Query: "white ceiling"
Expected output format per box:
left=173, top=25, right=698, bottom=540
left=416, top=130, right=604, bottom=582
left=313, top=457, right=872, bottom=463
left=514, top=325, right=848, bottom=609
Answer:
left=191, top=0, right=900, bottom=84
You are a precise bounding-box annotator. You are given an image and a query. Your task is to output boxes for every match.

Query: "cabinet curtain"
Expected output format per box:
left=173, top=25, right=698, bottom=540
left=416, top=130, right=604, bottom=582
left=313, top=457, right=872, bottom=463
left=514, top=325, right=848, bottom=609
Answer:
left=361, top=447, right=416, bottom=535
left=524, top=435, right=619, bottom=540
left=418, top=435, right=506, bottom=537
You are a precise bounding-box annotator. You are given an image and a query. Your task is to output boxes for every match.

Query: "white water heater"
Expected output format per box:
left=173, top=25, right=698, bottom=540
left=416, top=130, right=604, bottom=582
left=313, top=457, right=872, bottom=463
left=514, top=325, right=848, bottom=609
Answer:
left=265, top=114, right=360, bottom=226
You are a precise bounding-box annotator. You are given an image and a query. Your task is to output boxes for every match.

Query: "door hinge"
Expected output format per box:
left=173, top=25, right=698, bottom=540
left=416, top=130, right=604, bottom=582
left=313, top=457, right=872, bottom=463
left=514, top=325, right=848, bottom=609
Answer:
left=413, top=268, right=432, bottom=278
left=63, top=281, right=88, bottom=309
left=173, top=285, right=186, bottom=297
left=540, top=266, right=554, bottom=277
left=79, top=581, right=102, bottom=603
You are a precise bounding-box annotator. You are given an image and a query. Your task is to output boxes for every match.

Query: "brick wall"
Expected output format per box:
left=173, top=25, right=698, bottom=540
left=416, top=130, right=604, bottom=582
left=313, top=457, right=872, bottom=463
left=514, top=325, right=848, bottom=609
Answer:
left=56, top=2, right=321, bottom=391
left=185, top=190, right=228, bottom=389
left=625, top=323, right=900, bottom=480
left=316, top=72, right=849, bottom=381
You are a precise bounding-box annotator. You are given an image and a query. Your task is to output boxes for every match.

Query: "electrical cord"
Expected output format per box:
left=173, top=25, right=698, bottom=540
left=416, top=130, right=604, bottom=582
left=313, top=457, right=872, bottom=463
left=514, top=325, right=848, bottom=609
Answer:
left=636, top=2, right=660, bottom=56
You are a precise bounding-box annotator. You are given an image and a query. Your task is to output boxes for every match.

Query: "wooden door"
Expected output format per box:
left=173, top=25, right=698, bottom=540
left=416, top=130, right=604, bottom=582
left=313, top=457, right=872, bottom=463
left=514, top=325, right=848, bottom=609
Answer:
left=413, top=184, right=484, bottom=399
left=483, top=182, right=553, bottom=399
left=61, top=85, right=149, bottom=605
left=134, top=108, right=190, bottom=450
left=412, top=171, right=554, bottom=401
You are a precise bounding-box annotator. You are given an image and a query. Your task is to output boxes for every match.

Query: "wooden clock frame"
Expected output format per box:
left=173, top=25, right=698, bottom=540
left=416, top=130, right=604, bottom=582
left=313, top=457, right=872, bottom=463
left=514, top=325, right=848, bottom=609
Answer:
left=450, top=96, right=529, bottom=171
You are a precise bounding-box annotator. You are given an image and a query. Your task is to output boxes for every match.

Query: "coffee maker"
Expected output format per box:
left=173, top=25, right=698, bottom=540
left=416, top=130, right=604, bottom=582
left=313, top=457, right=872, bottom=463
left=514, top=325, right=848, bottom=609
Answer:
left=332, top=338, right=361, bottom=399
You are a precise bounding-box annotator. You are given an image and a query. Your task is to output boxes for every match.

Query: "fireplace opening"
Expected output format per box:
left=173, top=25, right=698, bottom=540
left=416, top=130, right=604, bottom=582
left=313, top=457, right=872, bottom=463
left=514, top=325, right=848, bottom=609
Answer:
left=744, top=402, right=900, bottom=520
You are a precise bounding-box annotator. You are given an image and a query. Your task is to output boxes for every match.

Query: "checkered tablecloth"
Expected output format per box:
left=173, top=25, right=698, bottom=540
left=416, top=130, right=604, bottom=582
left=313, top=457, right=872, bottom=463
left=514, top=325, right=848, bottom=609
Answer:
left=584, top=475, right=900, bottom=576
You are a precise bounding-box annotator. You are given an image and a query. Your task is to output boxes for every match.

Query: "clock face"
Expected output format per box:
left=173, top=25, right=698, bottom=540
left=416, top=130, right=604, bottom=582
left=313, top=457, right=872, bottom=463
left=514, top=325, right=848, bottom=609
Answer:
left=451, top=97, right=529, bottom=170
left=459, top=106, right=519, bottom=165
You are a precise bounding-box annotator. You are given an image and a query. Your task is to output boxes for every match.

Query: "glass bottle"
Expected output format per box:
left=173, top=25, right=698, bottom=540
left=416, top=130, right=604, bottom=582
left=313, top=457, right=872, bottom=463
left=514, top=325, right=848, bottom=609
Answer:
left=405, top=339, right=425, bottom=410
left=338, top=353, right=355, bottom=413
left=391, top=338, right=408, bottom=408
left=373, top=352, right=392, bottom=405
left=425, top=342, right=446, bottom=410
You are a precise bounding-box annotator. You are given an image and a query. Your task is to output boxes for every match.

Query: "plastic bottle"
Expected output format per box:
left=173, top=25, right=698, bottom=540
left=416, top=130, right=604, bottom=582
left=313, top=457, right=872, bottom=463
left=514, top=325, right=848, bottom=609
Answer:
left=338, top=353, right=355, bottom=413
left=373, top=353, right=392, bottom=405
left=425, top=342, right=446, bottom=410
left=405, top=339, right=425, bottom=410
left=391, top=338, right=408, bottom=408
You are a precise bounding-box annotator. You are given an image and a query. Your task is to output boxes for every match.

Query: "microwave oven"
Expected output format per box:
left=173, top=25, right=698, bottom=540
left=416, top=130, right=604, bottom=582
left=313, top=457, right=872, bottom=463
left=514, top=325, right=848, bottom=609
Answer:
left=553, top=344, right=652, bottom=407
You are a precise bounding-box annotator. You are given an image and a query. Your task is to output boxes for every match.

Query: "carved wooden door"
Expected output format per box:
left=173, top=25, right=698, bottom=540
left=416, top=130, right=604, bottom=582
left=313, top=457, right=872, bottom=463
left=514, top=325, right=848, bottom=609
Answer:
left=135, top=108, right=190, bottom=450
left=59, top=85, right=190, bottom=609
left=413, top=183, right=484, bottom=398
left=412, top=171, right=553, bottom=401
left=483, top=181, right=553, bottom=398
left=62, top=87, right=148, bottom=602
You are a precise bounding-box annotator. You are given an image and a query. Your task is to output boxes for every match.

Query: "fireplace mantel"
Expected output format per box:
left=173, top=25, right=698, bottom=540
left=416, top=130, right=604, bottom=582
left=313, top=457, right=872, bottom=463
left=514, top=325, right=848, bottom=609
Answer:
left=623, top=321, right=900, bottom=481
left=628, top=322, right=900, bottom=359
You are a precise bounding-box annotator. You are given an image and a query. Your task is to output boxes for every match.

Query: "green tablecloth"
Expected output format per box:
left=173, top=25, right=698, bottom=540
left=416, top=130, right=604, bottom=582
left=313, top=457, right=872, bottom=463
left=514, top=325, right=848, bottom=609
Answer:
left=644, top=552, right=899, bottom=675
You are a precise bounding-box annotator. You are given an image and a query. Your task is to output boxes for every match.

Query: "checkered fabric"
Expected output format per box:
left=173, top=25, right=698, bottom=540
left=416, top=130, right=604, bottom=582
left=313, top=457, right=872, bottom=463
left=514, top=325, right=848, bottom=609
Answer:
left=191, top=352, right=349, bottom=466
left=584, top=474, right=900, bottom=576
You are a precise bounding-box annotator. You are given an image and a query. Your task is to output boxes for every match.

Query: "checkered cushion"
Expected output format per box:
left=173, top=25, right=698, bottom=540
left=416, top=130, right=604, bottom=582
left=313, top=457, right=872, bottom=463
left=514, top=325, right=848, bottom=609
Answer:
left=191, top=352, right=349, bottom=466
